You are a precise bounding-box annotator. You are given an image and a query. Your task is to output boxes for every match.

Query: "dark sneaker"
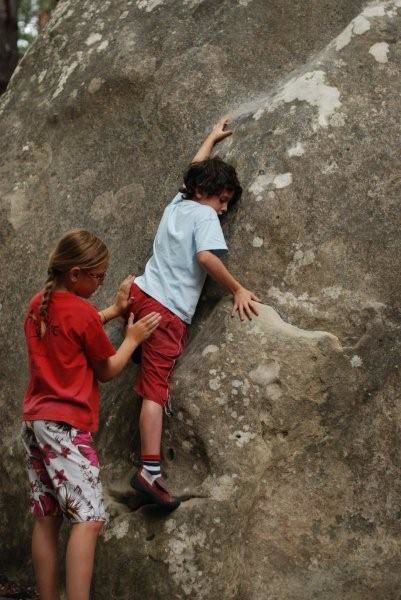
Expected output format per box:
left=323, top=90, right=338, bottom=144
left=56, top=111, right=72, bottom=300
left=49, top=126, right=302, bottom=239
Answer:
left=131, top=471, right=181, bottom=509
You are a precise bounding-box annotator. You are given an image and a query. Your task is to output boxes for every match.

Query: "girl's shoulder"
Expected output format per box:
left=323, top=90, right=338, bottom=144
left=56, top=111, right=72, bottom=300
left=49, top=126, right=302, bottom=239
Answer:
left=28, top=290, right=98, bottom=318
left=28, top=290, right=44, bottom=310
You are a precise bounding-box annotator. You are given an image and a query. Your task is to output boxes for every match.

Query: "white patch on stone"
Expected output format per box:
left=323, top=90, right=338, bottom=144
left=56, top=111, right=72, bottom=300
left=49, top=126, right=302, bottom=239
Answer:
left=369, top=42, right=389, bottom=63
left=239, top=0, right=253, bottom=5
left=103, top=519, right=129, bottom=542
left=52, top=62, right=79, bottom=99
left=353, top=15, right=371, bottom=35
left=249, top=171, right=292, bottom=195
left=274, top=172, right=293, bottom=188
left=38, top=70, right=47, bottom=84
left=253, top=71, right=341, bottom=128
left=229, top=430, right=256, bottom=448
left=329, top=112, right=346, bottom=127
left=88, top=78, right=104, bottom=94
left=252, top=236, right=264, bottom=248
left=285, top=247, right=316, bottom=279
left=120, top=10, right=129, bottom=19
left=335, top=16, right=370, bottom=51
left=287, top=142, right=305, bottom=157
left=85, top=33, right=102, bottom=46
left=202, top=345, right=219, bottom=356
left=362, top=4, right=386, bottom=18
left=165, top=519, right=176, bottom=534
left=209, top=378, right=221, bottom=391
left=7, top=189, right=30, bottom=230
left=249, top=362, right=280, bottom=386
left=232, top=380, right=243, bottom=388
left=266, top=383, right=283, bottom=401
left=167, top=526, right=209, bottom=597
left=136, top=0, right=164, bottom=11
left=97, top=40, right=109, bottom=52
left=249, top=173, right=275, bottom=194
left=351, top=355, right=363, bottom=368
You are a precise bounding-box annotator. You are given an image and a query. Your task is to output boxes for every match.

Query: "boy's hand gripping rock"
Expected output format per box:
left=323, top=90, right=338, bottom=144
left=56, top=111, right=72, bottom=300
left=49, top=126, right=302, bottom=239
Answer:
left=232, top=287, right=260, bottom=321
left=209, top=116, right=233, bottom=144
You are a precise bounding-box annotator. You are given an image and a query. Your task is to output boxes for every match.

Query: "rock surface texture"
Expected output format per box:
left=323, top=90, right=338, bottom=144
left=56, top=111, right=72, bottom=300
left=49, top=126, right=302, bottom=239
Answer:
left=1, top=0, right=401, bottom=598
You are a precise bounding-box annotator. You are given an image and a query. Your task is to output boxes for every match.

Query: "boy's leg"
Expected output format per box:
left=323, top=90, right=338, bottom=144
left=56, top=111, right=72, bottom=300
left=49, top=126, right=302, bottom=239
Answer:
left=32, top=515, right=62, bottom=600
left=65, top=521, right=104, bottom=600
left=139, top=399, right=163, bottom=455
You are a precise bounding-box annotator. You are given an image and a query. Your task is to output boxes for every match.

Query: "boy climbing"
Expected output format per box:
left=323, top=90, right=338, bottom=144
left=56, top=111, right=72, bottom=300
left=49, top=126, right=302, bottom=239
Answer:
left=129, top=117, right=260, bottom=508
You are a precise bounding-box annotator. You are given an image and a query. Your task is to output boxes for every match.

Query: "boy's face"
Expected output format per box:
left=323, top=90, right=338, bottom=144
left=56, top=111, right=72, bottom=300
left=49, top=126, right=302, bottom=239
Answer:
left=195, top=189, right=234, bottom=215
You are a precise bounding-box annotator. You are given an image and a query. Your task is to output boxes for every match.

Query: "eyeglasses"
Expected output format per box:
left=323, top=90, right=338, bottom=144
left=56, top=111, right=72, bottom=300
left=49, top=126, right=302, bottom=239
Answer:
left=86, top=271, right=106, bottom=283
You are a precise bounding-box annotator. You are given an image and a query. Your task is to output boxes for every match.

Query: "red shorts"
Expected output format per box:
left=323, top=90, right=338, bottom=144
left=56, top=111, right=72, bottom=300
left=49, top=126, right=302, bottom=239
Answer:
left=129, top=284, right=188, bottom=406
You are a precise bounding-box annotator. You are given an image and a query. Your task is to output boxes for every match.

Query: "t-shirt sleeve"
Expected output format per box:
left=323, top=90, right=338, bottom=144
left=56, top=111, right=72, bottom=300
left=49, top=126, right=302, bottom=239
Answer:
left=81, top=312, right=116, bottom=363
left=194, top=214, right=228, bottom=256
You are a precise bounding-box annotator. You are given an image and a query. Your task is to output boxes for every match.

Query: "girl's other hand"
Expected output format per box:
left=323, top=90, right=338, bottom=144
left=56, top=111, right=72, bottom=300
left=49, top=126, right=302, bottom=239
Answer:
left=126, top=312, right=161, bottom=345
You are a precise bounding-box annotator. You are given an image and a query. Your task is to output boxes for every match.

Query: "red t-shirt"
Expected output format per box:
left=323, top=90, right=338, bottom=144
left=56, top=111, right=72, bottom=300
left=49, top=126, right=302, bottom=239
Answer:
left=23, top=291, right=116, bottom=432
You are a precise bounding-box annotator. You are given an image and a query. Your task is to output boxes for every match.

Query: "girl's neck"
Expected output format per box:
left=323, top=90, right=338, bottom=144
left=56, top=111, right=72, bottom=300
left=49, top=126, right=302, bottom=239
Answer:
left=53, top=279, right=72, bottom=293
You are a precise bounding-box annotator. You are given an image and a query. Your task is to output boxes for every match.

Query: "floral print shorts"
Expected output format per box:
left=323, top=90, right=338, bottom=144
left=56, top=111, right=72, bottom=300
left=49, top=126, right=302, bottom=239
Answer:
left=21, top=420, right=107, bottom=523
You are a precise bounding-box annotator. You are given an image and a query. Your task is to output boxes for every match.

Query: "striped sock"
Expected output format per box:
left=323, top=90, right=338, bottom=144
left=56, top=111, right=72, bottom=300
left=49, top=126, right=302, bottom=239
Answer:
left=141, top=454, right=161, bottom=484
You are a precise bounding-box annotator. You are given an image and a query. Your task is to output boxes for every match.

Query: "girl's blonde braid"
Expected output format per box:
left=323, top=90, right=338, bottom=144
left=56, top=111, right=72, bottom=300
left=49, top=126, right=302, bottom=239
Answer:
left=38, top=268, right=57, bottom=337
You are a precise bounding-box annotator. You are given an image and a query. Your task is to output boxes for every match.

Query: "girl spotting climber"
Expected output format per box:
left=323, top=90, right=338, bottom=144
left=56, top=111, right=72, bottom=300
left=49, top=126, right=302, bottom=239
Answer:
left=21, top=229, right=161, bottom=600
left=128, top=118, right=260, bottom=508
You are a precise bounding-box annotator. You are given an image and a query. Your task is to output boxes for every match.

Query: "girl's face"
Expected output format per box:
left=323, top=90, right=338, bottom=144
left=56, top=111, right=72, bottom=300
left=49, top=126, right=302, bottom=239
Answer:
left=68, top=261, right=108, bottom=298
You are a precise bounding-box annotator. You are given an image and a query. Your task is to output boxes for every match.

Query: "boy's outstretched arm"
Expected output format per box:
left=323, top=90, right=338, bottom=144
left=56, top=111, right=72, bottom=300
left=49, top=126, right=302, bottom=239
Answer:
left=197, top=250, right=260, bottom=321
left=191, top=117, right=233, bottom=163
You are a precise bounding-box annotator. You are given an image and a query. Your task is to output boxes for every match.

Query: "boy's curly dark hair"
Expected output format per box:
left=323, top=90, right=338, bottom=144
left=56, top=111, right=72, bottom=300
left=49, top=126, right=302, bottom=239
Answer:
left=181, top=157, right=242, bottom=206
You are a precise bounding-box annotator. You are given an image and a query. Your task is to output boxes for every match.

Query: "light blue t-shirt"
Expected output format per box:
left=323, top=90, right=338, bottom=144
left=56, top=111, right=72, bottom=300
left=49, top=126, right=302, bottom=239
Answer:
left=135, top=193, right=228, bottom=324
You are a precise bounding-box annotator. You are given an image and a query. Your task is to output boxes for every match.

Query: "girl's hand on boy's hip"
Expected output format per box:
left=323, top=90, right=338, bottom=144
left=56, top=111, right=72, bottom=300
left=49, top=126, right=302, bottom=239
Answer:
left=126, top=311, right=162, bottom=345
left=232, top=287, right=261, bottom=322
left=113, top=274, right=136, bottom=316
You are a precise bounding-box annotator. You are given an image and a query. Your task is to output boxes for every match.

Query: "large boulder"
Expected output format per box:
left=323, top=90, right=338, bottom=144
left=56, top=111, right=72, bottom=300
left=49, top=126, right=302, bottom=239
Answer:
left=1, top=0, right=401, bottom=598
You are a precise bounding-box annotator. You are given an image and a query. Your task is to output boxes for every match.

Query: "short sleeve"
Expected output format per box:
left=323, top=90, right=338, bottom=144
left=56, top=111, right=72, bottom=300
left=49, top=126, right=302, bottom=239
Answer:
left=194, top=214, right=228, bottom=256
left=81, top=313, right=116, bottom=363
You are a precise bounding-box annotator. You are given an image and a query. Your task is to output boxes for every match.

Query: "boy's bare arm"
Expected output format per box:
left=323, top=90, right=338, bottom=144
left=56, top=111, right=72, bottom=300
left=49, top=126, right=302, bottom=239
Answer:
left=191, top=117, right=233, bottom=163
left=197, top=250, right=260, bottom=321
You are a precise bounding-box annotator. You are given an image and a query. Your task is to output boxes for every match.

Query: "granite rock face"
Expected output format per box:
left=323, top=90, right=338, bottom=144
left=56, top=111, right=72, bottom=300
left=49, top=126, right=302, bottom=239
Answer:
left=1, top=0, right=401, bottom=598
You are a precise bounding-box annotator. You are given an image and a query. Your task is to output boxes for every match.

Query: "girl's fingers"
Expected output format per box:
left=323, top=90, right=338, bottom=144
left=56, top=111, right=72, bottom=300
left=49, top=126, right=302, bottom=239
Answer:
left=128, top=312, right=134, bottom=324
